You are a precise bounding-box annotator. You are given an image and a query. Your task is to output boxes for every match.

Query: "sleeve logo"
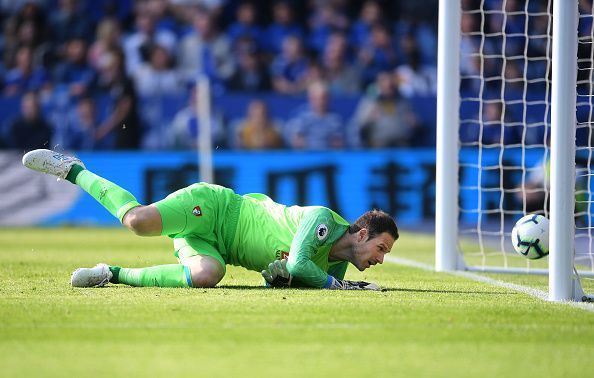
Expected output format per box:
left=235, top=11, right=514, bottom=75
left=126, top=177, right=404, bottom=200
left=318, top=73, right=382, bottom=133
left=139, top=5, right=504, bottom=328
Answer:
left=315, top=223, right=329, bottom=241
left=275, top=250, right=290, bottom=260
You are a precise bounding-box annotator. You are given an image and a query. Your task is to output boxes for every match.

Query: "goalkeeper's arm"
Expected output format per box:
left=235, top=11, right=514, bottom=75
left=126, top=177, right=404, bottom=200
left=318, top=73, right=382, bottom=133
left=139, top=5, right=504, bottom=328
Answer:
left=262, top=258, right=380, bottom=291
left=288, top=209, right=380, bottom=289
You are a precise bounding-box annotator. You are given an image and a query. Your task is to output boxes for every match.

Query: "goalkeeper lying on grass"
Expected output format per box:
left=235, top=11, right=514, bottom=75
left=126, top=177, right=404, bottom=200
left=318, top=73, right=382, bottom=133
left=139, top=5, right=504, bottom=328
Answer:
left=22, top=149, right=398, bottom=291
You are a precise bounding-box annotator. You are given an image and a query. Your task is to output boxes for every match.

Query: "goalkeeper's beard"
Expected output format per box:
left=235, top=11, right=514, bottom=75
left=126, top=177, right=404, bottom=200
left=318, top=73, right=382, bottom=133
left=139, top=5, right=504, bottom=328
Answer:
left=351, top=246, right=368, bottom=271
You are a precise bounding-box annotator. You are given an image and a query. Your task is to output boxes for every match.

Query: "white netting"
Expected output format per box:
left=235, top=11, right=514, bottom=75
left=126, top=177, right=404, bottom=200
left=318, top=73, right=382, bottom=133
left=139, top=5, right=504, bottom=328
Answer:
left=458, top=0, right=558, bottom=269
left=577, top=0, right=594, bottom=274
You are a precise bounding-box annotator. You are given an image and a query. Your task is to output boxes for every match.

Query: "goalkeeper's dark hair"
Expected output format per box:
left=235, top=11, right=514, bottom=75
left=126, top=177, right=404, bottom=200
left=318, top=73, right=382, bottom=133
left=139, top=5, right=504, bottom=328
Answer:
left=348, top=209, right=399, bottom=241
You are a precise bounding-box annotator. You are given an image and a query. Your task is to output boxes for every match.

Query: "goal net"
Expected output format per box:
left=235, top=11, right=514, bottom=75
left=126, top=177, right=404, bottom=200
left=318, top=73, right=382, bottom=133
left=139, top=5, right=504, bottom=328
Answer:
left=436, top=0, right=594, bottom=301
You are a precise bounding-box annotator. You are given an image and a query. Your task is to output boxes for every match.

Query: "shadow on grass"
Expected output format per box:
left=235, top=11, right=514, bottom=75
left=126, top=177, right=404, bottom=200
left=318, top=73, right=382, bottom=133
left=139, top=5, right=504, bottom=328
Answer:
left=217, top=285, right=510, bottom=295
left=217, top=285, right=275, bottom=290
left=96, top=285, right=511, bottom=294
left=381, top=287, right=513, bottom=295
left=218, top=285, right=318, bottom=290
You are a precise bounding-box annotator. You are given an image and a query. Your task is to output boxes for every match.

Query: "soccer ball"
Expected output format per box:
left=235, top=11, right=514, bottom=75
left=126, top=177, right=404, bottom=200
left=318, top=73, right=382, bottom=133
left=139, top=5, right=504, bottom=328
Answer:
left=511, top=214, right=549, bottom=259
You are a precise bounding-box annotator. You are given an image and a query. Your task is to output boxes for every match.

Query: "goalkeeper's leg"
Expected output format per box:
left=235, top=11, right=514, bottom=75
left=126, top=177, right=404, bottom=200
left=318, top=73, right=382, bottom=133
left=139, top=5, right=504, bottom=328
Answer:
left=22, top=149, right=167, bottom=236
left=109, top=254, right=223, bottom=288
left=71, top=255, right=224, bottom=288
left=71, top=237, right=225, bottom=288
left=22, top=150, right=231, bottom=239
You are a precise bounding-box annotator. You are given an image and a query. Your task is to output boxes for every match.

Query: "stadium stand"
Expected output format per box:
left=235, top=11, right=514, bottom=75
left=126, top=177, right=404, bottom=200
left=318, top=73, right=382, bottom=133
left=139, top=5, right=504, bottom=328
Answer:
left=0, top=0, right=439, bottom=150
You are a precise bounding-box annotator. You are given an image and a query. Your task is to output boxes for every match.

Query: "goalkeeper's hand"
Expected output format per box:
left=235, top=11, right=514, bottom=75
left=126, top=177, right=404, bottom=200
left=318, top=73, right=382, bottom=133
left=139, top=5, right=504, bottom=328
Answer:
left=261, top=258, right=292, bottom=288
left=326, top=276, right=380, bottom=291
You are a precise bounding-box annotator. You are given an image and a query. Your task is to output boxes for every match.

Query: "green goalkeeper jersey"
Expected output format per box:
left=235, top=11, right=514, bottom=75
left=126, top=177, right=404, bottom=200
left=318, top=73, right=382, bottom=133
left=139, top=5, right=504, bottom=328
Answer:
left=230, top=193, right=350, bottom=288
left=155, top=183, right=350, bottom=288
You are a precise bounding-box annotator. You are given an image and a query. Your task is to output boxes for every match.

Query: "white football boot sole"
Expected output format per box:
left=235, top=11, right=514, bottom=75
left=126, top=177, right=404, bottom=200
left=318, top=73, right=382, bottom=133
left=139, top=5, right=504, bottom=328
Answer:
left=71, top=263, right=113, bottom=287
left=22, top=149, right=85, bottom=180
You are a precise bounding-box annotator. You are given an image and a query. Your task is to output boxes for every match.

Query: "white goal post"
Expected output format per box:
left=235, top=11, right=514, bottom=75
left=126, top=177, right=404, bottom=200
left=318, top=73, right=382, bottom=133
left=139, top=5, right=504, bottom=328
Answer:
left=196, top=75, right=214, bottom=184
left=549, top=0, right=578, bottom=301
left=436, top=0, right=592, bottom=302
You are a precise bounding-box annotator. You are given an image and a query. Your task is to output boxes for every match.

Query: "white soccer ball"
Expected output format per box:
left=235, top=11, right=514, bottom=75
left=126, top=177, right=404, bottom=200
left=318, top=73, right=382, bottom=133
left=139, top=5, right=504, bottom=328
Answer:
left=511, top=214, right=549, bottom=259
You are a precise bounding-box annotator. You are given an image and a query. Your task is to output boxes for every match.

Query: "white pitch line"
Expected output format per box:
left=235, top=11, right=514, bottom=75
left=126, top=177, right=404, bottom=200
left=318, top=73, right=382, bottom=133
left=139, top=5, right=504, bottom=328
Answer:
left=385, top=255, right=594, bottom=313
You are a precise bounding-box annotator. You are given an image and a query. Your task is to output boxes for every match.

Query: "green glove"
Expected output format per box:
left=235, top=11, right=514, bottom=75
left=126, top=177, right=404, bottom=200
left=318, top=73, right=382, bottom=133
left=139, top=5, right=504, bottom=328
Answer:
left=261, top=259, right=292, bottom=288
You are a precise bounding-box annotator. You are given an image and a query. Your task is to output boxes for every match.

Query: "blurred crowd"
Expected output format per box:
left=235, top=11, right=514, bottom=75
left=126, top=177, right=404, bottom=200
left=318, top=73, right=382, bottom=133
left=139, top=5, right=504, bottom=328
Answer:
left=0, top=0, right=440, bottom=151
left=459, top=0, right=594, bottom=148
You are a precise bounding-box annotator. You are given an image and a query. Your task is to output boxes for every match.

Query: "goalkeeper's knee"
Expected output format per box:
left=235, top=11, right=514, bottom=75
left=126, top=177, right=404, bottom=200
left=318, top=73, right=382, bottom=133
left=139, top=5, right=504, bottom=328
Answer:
left=186, top=255, right=225, bottom=288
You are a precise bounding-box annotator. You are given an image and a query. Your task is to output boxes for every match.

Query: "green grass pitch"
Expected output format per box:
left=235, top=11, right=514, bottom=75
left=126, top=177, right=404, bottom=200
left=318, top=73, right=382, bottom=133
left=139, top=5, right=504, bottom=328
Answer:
left=1, top=228, right=593, bottom=378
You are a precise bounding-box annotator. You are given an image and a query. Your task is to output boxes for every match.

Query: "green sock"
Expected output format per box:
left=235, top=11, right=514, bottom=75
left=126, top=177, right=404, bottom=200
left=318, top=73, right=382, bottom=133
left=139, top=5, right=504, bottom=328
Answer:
left=116, top=265, right=192, bottom=288
left=109, top=266, right=121, bottom=284
left=65, top=164, right=85, bottom=184
left=73, top=168, right=141, bottom=222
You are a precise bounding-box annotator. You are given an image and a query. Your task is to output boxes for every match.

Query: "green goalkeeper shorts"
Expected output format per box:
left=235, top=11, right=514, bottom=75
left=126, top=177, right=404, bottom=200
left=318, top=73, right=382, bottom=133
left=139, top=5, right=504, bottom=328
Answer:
left=153, top=183, right=242, bottom=272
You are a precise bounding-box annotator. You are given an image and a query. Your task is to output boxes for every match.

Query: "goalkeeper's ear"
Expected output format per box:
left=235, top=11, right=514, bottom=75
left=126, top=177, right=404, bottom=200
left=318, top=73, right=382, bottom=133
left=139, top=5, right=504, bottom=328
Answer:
left=356, top=228, right=368, bottom=242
